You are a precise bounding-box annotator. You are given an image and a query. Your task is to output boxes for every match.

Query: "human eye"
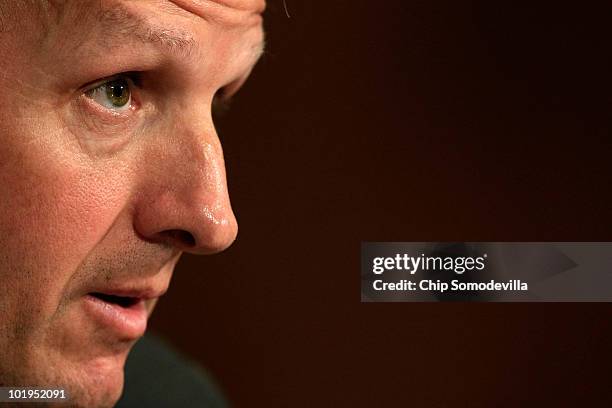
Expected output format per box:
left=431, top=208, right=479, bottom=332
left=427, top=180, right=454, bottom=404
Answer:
left=84, top=75, right=137, bottom=112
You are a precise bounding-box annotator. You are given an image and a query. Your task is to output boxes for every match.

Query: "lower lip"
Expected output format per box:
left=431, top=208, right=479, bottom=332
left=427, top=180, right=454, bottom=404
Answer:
left=83, top=294, right=148, bottom=340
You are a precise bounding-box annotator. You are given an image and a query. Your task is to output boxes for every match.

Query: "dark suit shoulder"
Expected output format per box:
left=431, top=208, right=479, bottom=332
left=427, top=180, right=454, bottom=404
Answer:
left=116, top=333, right=228, bottom=408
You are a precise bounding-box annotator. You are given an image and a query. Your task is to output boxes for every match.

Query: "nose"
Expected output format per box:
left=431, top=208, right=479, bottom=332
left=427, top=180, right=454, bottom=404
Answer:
left=133, top=115, right=238, bottom=255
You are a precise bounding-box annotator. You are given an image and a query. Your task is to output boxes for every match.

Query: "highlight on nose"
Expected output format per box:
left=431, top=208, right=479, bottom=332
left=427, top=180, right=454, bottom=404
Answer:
left=134, top=195, right=239, bottom=254
left=186, top=203, right=239, bottom=254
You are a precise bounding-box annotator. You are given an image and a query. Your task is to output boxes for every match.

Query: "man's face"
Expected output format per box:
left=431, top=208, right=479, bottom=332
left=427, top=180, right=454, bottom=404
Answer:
left=0, top=0, right=263, bottom=406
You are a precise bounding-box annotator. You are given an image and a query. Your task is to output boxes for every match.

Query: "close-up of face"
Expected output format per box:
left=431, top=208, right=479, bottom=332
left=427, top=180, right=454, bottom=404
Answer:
left=0, top=0, right=264, bottom=406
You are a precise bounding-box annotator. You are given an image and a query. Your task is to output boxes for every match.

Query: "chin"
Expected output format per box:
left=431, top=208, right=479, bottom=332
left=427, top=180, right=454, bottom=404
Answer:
left=37, top=305, right=138, bottom=407
left=63, top=354, right=128, bottom=408
left=11, top=349, right=130, bottom=408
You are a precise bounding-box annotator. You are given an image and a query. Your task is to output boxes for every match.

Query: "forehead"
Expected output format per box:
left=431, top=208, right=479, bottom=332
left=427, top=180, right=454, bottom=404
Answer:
left=43, top=0, right=265, bottom=34
left=162, top=0, right=266, bottom=23
left=27, top=0, right=265, bottom=54
left=18, top=0, right=266, bottom=82
left=44, top=0, right=265, bottom=24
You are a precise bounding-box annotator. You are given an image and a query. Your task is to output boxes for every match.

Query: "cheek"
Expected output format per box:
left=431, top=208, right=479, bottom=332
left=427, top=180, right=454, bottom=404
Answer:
left=0, top=140, right=130, bottom=317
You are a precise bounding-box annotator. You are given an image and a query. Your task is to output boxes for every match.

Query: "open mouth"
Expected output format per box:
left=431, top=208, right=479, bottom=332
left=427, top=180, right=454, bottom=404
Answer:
left=89, top=292, right=141, bottom=308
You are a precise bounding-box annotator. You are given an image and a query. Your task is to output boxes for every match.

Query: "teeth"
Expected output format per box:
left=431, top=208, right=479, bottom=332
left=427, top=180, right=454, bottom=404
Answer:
left=91, top=293, right=138, bottom=308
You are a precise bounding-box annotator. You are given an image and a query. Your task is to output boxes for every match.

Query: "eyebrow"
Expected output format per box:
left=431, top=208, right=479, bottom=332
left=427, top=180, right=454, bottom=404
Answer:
left=95, top=3, right=266, bottom=65
left=97, top=5, right=197, bottom=58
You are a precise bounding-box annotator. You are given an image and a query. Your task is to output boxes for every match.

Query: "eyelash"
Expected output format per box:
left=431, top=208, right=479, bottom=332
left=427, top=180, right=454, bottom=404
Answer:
left=86, top=72, right=142, bottom=90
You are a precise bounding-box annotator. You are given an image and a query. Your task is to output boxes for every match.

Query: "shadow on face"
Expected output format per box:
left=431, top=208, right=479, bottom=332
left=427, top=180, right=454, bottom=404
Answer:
left=0, top=0, right=264, bottom=406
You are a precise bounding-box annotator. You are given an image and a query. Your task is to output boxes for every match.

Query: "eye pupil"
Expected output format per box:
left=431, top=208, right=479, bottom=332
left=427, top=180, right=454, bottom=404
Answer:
left=105, top=79, right=130, bottom=107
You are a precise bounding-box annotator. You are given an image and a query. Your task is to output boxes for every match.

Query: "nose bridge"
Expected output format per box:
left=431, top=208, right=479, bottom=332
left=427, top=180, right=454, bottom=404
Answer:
left=185, top=132, right=234, bottom=229
left=135, top=112, right=238, bottom=254
left=181, top=126, right=227, bottom=204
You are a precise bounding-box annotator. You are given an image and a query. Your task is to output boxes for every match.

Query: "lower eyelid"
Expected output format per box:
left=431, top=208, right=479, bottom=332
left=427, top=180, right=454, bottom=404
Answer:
left=81, top=94, right=134, bottom=116
left=77, top=93, right=139, bottom=133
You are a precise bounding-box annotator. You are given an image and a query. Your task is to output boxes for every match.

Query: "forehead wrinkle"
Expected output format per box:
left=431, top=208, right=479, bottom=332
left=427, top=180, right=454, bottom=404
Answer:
left=172, top=0, right=266, bottom=14
left=168, top=0, right=265, bottom=27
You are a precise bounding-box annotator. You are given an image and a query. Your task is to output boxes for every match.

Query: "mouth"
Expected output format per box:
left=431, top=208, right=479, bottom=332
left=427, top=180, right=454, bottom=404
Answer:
left=90, top=292, right=141, bottom=308
left=83, top=291, right=150, bottom=340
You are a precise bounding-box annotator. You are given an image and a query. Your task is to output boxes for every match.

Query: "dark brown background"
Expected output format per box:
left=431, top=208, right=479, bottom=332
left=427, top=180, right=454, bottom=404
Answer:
left=150, top=1, right=612, bottom=406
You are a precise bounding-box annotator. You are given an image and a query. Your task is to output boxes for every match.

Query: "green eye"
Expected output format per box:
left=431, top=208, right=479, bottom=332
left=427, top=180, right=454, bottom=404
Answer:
left=105, top=79, right=130, bottom=107
left=86, top=77, right=132, bottom=111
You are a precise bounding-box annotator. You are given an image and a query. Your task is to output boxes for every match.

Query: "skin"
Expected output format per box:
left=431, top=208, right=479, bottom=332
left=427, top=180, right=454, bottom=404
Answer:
left=0, top=0, right=264, bottom=406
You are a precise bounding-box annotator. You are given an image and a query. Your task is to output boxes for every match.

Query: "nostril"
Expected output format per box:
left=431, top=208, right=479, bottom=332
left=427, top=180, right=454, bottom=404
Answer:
left=164, top=229, right=196, bottom=248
